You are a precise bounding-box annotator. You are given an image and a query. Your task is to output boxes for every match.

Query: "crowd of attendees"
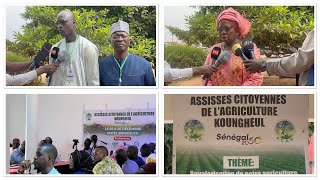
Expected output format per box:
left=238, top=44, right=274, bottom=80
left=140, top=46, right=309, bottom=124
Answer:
left=10, top=136, right=156, bottom=174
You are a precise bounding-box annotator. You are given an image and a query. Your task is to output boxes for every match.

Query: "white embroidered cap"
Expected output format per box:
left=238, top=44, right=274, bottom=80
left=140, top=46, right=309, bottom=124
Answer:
left=110, top=20, right=130, bottom=37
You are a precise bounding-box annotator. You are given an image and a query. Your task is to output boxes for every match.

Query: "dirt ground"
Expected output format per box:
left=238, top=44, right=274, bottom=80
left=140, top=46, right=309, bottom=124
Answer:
left=170, top=72, right=296, bottom=86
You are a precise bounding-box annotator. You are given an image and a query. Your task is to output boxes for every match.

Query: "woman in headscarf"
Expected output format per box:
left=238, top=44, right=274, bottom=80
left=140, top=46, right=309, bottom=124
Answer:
left=202, top=7, right=263, bottom=86
left=69, top=150, right=94, bottom=174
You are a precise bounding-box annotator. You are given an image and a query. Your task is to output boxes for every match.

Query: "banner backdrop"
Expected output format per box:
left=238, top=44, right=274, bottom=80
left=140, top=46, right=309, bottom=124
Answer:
left=83, top=108, right=156, bottom=153
left=173, top=94, right=309, bottom=174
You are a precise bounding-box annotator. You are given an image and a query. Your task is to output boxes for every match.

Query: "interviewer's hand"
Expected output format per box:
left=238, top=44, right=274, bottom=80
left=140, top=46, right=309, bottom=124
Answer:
left=194, top=65, right=217, bottom=76
left=17, top=160, right=31, bottom=174
left=243, top=60, right=265, bottom=73
left=36, top=64, right=59, bottom=76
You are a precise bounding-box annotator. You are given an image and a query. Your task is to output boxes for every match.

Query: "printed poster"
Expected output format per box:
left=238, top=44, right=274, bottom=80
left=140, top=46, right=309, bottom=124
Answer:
left=83, top=108, right=156, bottom=152
left=173, top=94, right=309, bottom=174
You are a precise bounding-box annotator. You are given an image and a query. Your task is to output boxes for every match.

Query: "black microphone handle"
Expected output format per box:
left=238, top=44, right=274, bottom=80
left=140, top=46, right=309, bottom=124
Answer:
left=47, top=59, right=56, bottom=86
left=204, top=56, right=219, bottom=86
left=46, top=59, right=59, bottom=78
left=241, top=53, right=249, bottom=61
left=30, top=43, right=52, bottom=71
left=28, top=61, right=36, bottom=71
left=47, top=76, right=53, bottom=86
left=204, top=77, right=210, bottom=86
left=45, top=70, right=52, bottom=78
left=99, top=140, right=108, bottom=145
left=204, top=63, right=213, bottom=86
left=250, top=51, right=256, bottom=59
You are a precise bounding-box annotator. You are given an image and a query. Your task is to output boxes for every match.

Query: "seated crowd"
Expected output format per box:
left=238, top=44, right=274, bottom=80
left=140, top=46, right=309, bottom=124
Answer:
left=10, top=137, right=156, bottom=174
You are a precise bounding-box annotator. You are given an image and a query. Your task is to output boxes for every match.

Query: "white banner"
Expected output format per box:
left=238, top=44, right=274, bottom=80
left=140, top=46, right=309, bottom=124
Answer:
left=83, top=108, right=156, bottom=153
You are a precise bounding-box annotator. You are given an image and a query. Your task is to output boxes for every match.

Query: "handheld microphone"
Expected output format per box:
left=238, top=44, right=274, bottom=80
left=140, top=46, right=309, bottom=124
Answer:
left=54, top=50, right=69, bottom=64
left=212, top=51, right=231, bottom=68
left=28, top=42, right=52, bottom=70
left=242, top=37, right=256, bottom=59
left=51, top=48, right=69, bottom=64
left=99, top=140, right=108, bottom=145
left=20, top=160, right=34, bottom=173
left=51, top=47, right=60, bottom=60
left=232, top=43, right=249, bottom=61
left=211, top=47, right=222, bottom=65
left=46, top=48, right=69, bottom=78
left=204, top=47, right=221, bottom=86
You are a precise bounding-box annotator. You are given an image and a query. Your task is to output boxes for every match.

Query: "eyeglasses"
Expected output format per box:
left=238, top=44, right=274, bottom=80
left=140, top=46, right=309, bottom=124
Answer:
left=217, top=26, right=234, bottom=33
left=56, top=19, right=74, bottom=25
left=111, top=34, right=129, bottom=40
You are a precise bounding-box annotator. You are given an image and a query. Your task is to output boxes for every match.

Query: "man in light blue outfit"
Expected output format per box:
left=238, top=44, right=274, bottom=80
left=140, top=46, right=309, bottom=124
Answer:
left=17, top=144, right=61, bottom=174
left=11, top=141, right=25, bottom=164
left=115, top=149, right=139, bottom=174
left=35, top=144, right=61, bottom=174
left=99, top=20, right=156, bottom=86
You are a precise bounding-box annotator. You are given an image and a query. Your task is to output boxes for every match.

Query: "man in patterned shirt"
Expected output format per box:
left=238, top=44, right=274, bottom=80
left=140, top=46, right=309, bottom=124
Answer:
left=92, top=146, right=123, bottom=174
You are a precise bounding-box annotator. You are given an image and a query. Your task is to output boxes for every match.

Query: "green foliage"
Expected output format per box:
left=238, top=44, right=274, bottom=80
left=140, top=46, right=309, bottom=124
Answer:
left=166, top=7, right=220, bottom=47
left=168, top=6, right=314, bottom=52
left=6, top=52, right=29, bottom=62
left=7, top=6, right=156, bottom=62
left=164, top=124, right=173, bottom=174
left=164, top=44, right=207, bottom=68
left=309, top=122, right=314, bottom=137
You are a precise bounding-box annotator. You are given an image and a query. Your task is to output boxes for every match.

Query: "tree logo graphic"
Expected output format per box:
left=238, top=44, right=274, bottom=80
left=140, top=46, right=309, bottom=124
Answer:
left=184, top=119, right=204, bottom=142
left=275, top=120, right=295, bottom=142
left=86, top=113, right=92, bottom=121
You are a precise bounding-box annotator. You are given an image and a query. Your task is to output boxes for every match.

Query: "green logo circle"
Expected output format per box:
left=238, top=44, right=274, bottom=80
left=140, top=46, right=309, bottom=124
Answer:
left=134, top=141, right=139, bottom=146
left=86, top=113, right=92, bottom=121
left=184, top=120, right=204, bottom=142
left=275, top=120, right=295, bottom=141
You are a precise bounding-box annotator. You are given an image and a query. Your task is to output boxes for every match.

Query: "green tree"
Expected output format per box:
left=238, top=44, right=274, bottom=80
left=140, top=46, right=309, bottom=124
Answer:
left=164, top=44, right=207, bottom=68
left=7, top=6, right=156, bottom=62
left=164, top=123, right=173, bottom=174
left=167, top=6, right=314, bottom=52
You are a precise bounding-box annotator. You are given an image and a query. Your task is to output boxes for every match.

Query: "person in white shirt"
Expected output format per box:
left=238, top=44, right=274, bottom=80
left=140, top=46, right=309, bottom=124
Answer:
left=164, top=61, right=216, bottom=85
left=47, top=10, right=99, bottom=86
left=6, top=61, right=59, bottom=86
left=243, top=29, right=314, bottom=86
